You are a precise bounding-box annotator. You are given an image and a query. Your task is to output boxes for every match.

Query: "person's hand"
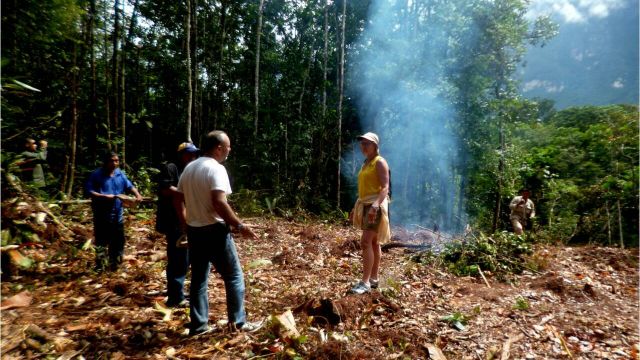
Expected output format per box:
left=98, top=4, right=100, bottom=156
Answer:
left=135, top=194, right=143, bottom=202
left=239, top=224, right=259, bottom=240
left=368, top=205, right=379, bottom=223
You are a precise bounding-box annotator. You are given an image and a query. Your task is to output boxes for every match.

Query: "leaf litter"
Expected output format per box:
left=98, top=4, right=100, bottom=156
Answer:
left=1, top=199, right=638, bottom=359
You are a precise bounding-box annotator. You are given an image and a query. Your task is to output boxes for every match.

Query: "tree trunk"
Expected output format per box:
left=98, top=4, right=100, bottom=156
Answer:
left=192, top=0, right=199, bottom=140
left=617, top=199, right=624, bottom=248
left=103, top=13, right=112, bottom=151
left=121, top=0, right=138, bottom=167
left=254, top=0, right=265, bottom=137
left=313, top=0, right=329, bottom=199
left=337, top=0, right=346, bottom=208
left=121, top=39, right=126, bottom=167
left=215, top=0, right=228, bottom=130
left=111, top=0, right=121, bottom=152
left=322, top=0, right=328, bottom=120
left=64, top=43, right=79, bottom=198
left=186, top=0, right=193, bottom=142
left=605, top=200, right=612, bottom=246
left=491, top=124, right=505, bottom=233
left=89, top=0, right=98, bottom=162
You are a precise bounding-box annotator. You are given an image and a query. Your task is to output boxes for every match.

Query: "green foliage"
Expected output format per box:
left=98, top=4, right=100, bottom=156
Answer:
left=229, top=189, right=267, bottom=217
left=440, top=311, right=470, bottom=330
left=519, top=105, right=639, bottom=246
left=126, top=162, right=159, bottom=198
left=2, top=0, right=635, bottom=250
left=441, top=231, right=532, bottom=277
left=513, top=296, right=529, bottom=311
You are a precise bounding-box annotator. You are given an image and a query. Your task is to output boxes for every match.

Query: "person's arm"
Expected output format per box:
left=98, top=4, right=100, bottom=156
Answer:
left=37, top=141, right=47, bottom=161
left=509, top=196, right=521, bottom=211
left=159, top=164, right=178, bottom=198
left=172, top=191, right=187, bottom=232
left=86, top=172, right=115, bottom=200
left=89, top=191, right=115, bottom=200
left=368, top=158, right=390, bottom=221
left=211, top=190, right=259, bottom=240
left=17, top=152, right=37, bottom=166
left=128, top=186, right=143, bottom=201
left=529, top=200, right=536, bottom=218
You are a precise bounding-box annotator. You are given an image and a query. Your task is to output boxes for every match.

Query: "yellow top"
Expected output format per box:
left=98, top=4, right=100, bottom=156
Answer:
left=358, top=155, right=383, bottom=199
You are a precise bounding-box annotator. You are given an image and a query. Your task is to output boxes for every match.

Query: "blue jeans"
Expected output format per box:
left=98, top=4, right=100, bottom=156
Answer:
left=187, top=223, right=246, bottom=333
left=165, top=229, right=189, bottom=306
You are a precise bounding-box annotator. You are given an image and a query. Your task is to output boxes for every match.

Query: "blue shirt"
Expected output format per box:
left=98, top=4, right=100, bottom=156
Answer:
left=86, top=168, right=134, bottom=223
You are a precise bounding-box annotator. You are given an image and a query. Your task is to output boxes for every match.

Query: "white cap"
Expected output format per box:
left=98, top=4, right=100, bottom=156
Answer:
left=356, top=132, right=379, bottom=146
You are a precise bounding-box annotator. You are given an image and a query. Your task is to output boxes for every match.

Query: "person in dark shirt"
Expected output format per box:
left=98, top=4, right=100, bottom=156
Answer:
left=86, top=152, right=143, bottom=272
left=156, top=142, right=199, bottom=307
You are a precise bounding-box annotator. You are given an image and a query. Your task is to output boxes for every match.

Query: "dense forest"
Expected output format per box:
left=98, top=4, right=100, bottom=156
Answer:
left=2, top=0, right=638, bottom=246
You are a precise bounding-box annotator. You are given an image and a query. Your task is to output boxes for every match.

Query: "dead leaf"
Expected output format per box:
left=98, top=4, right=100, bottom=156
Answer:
left=272, top=309, right=300, bottom=339
left=7, top=249, right=34, bottom=269
left=154, top=301, right=172, bottom=321
left=0, top=291, right=32, bottom=310
left=65, top=323, right=93, bottom=332
left=425, top=343, right=447, bottom=360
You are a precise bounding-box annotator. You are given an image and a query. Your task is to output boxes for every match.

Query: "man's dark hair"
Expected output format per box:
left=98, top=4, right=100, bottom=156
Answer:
left=201, top=130, right=227, bottom=153
left=102, top=151, right=119, bottom=165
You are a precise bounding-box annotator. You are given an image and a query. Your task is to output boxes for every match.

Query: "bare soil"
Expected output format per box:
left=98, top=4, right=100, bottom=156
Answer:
left=1, top=206, right=638, bottom=359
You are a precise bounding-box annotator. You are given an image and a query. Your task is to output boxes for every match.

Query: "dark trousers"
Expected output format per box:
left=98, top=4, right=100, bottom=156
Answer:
left=188, top=223, right=246, bottom=333
left=165, top=229, right=189, bottom=306
left=94, top=219, right=125, bottom=271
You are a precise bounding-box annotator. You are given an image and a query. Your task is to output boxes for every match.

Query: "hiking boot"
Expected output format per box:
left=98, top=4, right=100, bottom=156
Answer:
left=189, top=326, right=214, bottom=337
left=166, top=298, right=188, bottom=308
left=370, top=279, right=379, bottom=289
left=231, top=319, right=264, bottom=333
left=349, top=281, right=371, bottom=294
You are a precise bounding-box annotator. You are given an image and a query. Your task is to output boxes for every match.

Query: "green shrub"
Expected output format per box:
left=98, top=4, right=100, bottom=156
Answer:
left=441, top=231, right=533, bottom=277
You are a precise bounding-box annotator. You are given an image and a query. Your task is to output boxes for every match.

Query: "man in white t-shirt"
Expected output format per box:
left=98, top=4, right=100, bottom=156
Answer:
left=175, top=130, right=260, bottom=336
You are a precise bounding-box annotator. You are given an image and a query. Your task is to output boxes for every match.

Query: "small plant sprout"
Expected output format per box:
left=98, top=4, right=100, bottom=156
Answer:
left=513, top=296, right=530, bottom=311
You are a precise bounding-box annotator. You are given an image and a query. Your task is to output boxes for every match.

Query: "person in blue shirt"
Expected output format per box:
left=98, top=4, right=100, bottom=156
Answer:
left=86, top=152, right=143, bottom=271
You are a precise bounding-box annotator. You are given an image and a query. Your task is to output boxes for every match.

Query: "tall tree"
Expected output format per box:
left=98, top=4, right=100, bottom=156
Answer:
left=186, top=0, right=193, bottom=142
left=254, top=0, right=265, bottom=137
left=111, top=0, right=121, bottom=152
left=336, top=0, right=346, bottom=207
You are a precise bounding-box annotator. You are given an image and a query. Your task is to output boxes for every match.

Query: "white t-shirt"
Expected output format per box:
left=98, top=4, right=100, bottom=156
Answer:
left=177, top=156, right=232, bottom=227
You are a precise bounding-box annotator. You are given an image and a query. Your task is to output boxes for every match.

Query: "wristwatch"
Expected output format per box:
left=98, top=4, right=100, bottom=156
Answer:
left=236, top=223, right=246, bottom=231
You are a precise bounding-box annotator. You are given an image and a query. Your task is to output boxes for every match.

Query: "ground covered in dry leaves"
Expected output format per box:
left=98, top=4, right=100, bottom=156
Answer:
left=1, top=201, right=638, bottom=359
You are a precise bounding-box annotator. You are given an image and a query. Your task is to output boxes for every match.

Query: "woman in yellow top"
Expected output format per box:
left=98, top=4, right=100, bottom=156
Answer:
left=349, top=132, right=391, bottom=294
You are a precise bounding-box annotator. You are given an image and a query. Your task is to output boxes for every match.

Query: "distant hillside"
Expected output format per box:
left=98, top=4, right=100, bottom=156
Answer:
left=519, top=1, right=639, bottom=109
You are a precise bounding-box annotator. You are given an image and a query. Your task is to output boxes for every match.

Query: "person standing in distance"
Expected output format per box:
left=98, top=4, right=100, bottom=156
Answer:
left=86, top=152, right=143, bottom=271
left=156, top=142, right=199, bottom=307
left=509, top=188, right=535, bottom=235
left=175, top=130, right=261, bottom=336
left=349, top=132, right=391, bottom=294
left=19, top=138, right=48, bottom=188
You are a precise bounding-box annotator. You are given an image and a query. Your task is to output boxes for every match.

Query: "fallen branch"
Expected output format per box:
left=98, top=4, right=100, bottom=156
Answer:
left=500, top=333, right=524, bottom=360
left=34, top=200, right=73, bottom=238
left=549, top=325, right=574, bottom=359
left=381, top=242, right=431, bottom=251
left=477, top=265, right=491, bottom=288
